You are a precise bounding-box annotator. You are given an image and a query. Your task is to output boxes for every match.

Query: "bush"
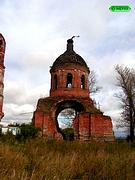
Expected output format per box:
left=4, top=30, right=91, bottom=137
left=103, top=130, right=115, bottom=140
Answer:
left=17, top=123, right=40, bottom=140
left=61, top=128, right=74, bottom=141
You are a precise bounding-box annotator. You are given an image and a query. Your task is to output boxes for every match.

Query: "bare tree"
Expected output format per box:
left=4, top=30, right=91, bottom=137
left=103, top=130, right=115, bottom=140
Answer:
left=89, top=70, right=101, bottom=94
left=58, top=108, right=76, bottom=128
left=115, top=65, right=135, bottom=141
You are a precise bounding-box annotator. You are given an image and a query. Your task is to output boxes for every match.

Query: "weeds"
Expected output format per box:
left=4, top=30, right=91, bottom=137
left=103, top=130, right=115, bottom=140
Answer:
left=0, top=137, right=134, bottom=179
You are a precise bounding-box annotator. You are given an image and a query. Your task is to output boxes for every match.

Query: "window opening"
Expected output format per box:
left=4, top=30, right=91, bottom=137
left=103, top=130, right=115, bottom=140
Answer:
left=0, top=40, right=3, bottom=46
left=81, top=75, right=85, bottom=89
left=54, top=74, right=58, bottom=89
left=66, top=73, right=73, bottom=88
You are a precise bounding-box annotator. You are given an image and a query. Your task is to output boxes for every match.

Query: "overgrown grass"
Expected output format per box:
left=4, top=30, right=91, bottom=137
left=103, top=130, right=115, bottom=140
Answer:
left=0, top=136, right=135, bottom=180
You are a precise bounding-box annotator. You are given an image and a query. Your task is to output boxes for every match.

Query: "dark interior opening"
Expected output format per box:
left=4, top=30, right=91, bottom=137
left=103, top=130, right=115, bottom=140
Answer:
left=81, top=75, right=85, bottom=89
left=0, top=40, right=3, bottom=46
left=54, top=74, right=58, bottom=89
left=66, top=73, right=73, bottom=88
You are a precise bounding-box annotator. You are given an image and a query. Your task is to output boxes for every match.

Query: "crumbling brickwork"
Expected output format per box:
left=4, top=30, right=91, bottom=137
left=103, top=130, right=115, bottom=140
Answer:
left=0, top=34, right=6, bottom=120
left=33, top=38, right=114, bottom=141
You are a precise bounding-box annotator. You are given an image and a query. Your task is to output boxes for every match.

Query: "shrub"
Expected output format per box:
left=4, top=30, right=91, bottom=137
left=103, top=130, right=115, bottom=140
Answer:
left=17, top=123, right=40, bottom=140
left=61, top=128, right=74, bottom=140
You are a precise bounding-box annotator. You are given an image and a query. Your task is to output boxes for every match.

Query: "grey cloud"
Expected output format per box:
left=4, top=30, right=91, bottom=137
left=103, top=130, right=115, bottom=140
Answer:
left=4, top=80, right=49, bottom=105
left=0, top=0, right=135, bottom=128
left=3, top=80, right=49, bottom=122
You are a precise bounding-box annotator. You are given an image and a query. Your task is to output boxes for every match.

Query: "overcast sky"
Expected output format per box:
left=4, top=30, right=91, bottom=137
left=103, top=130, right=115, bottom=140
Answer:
left=0, top=0, right=135, bottom=134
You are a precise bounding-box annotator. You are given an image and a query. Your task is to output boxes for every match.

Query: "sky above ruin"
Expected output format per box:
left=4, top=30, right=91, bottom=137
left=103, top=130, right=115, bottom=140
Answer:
left=0, top=0, right=135, bottom=135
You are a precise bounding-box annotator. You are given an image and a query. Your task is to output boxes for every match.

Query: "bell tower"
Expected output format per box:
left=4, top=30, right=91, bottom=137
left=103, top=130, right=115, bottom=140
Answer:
left=33, top=38, right=114, bottom=141
left=0, top=33, right=6, bottom=120
left=50, top=38, right=90, bottom=98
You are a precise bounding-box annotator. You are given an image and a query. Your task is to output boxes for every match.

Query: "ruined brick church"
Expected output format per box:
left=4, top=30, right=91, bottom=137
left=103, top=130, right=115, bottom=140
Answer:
left=33, top=37, right=114, bottom=141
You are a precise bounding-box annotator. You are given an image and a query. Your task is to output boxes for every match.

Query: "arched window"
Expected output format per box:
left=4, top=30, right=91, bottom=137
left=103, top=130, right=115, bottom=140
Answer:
left=0, top=40, right=3, bottom=47
left=54, top=74, right=58, bottom=89
left=66, top=73, right=73, bottom=88
left=0, top=55, right=2, bottom=63
left=81, top=75, right=85, bottom=89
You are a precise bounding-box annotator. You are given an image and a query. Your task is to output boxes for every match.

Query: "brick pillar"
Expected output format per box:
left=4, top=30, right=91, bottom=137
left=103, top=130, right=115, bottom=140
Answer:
left=73, top=114, right=79, bottom=140
left=33, top=111, right=44, bottom=129
left=42, top=114, right=63, bottom=140
left=79, top=113, right=90, bottom=141
left=0, top=34, right=6, bottom=120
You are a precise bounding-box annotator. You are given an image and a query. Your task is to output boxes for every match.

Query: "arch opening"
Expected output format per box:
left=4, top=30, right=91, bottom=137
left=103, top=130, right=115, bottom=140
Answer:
left=58, top=108, right=75, bottom=140
left=58, top=108, right=76, bottom=129
left=81, top=75, right=85, bottom=89
left=0, top=40, right=3, bottom=46
left=66, top=73, right=73, bottom=88
left=54, top=74, right=58, bottom=89
left=55, top=100, right=84, bottom=140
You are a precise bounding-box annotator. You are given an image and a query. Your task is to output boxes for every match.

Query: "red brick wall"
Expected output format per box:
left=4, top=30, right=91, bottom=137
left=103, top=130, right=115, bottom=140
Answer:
left=33, top=111, right=44, bottom=129
left=0, top=34, right=6, bottom=68
left=50, top=64, right=90, bottom=98
left=33, top=111, right=63, bottom=139
left=79, top=113, right=90, bottom=141
left=73, top=114, right=79, bottom=140
left=34, top=110, right=114, bottom=141
left=0, top=34, right=6, bottom=120
left=91, top=114, right=114, bottom=140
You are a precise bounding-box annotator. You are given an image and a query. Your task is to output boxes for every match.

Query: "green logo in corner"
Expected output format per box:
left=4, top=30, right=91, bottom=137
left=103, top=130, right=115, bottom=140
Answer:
left=109, top=6, right=131, bottom=12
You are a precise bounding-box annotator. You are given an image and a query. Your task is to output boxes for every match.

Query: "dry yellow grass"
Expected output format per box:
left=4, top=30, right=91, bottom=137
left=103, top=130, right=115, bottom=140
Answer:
left=0, top=137, right=135, bottom=180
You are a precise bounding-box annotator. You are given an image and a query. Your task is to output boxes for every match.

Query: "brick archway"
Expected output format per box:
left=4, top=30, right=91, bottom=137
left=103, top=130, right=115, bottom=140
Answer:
left=55, top=100, right=85, bottom=118
left=54, top=100, right=85, bottom=139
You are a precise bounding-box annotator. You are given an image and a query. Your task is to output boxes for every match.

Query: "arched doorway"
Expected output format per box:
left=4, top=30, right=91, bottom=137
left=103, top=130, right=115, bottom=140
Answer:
left=57, top=108, right=75, bottom=140
left=55, top=100, right=85, bottom=140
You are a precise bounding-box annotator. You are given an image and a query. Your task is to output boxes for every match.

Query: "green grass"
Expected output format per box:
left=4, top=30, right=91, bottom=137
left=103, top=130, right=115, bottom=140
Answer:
left=0, top=136, right=135, bottom=180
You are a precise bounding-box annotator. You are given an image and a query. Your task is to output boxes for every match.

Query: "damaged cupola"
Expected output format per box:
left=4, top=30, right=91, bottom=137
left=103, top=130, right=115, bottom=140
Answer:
left=50, top=38, right=90, bottom=97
